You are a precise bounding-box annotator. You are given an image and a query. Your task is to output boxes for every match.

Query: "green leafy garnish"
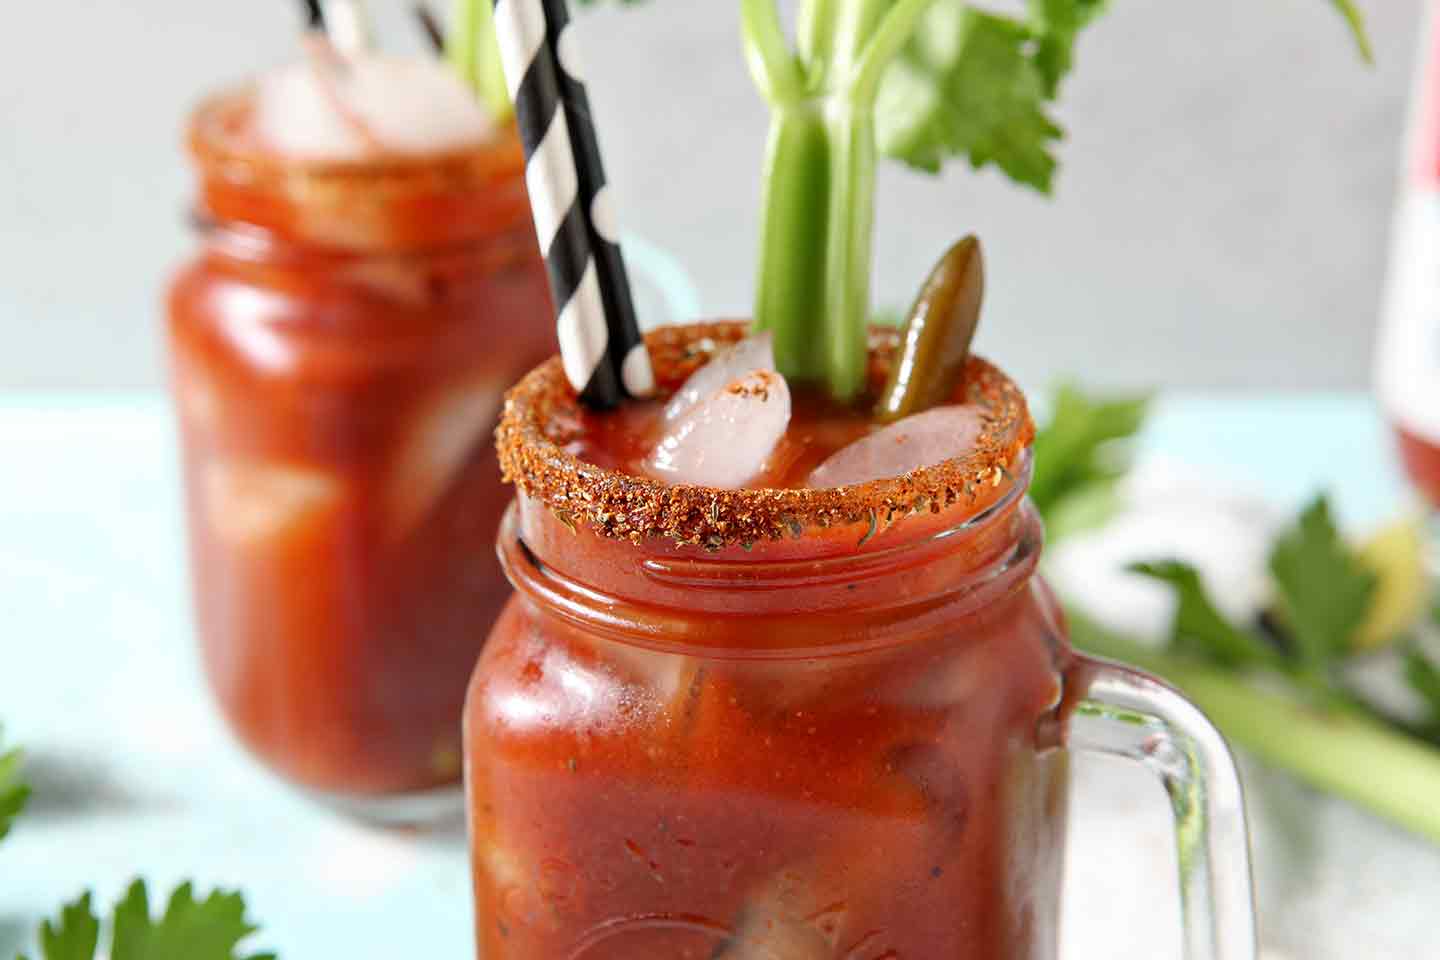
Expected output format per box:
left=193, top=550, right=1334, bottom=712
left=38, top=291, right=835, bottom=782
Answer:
left=1130, top=560, right=1276, bottom=669
left=745, top=0, right=1369, bottom=398
left=1131, top=495, right=1377, bottom=686
left=0, top=725, right=29, bottom=843
left=1269, top=496, right=1378, bottom=677
left=1029, top=383, right=1149, bottom=528
left=19, top=881, right=275, bottom=960
left=878, top=4, right=1065, bottom=189
left=30, top=893, right=101, bottom=960
left=468, top=0, right=1372, bottom=401
left=1028, top=0, right=1109, bottom=97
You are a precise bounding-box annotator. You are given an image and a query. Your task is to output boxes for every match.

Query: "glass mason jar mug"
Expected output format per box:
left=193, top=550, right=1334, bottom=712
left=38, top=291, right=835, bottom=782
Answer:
left=464, top=324, right=1256, bottom=959
left=167, top=87, right=555, bottom=819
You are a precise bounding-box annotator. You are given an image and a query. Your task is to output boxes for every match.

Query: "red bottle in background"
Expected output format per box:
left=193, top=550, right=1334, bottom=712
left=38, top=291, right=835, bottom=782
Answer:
left=1378, top=2, right=1440, bottom=507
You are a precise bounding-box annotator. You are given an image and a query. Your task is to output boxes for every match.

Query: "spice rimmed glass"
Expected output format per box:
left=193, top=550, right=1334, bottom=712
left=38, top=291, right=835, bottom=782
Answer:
left=464, top=322, right=1255, bottom=958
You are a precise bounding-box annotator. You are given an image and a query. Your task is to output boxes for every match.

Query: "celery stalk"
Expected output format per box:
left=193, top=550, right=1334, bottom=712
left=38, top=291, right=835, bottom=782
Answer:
left=747, top=0, right=937, bottom=401
left=448, top=0, right=513, bottom=121
left=1070, top=611, right=1440, bottom=844
left=753, top=106, right=833, bottom=382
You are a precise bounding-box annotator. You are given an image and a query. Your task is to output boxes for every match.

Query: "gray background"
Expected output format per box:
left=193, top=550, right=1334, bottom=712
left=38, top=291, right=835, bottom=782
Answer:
left=0, top=0, right=1422, bottom=390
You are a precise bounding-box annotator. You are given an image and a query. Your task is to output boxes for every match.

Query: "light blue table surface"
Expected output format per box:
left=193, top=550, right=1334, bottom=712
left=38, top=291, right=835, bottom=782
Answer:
left=0, top=391, right=1413, bottom=958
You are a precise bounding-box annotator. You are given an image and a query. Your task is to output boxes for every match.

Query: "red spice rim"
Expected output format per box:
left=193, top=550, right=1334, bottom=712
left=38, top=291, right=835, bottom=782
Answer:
left=187, top=86, right=525, bottom=186
left=496, top=321, right=1035, bottom=548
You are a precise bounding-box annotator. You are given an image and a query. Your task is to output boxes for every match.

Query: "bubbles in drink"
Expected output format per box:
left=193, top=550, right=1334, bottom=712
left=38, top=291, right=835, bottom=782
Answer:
left=385, top=377, right=504, bottom=539
left=646, top=369, right=792, bottom=488
left=254, top=56, right=495, bottom=160
left=664, top=332, right=776, bottom=422
left=805, top=404, right=986, bottom=488
left=203, top=461, right=340, bottom=546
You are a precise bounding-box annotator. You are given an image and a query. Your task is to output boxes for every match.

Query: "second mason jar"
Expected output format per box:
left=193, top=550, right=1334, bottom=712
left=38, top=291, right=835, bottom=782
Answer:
left=167, top=84, right=554, bottom=819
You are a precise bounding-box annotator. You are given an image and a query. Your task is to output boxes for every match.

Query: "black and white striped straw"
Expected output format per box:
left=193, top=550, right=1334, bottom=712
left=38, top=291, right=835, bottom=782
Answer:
left=490, top=0, right=654, bottom=408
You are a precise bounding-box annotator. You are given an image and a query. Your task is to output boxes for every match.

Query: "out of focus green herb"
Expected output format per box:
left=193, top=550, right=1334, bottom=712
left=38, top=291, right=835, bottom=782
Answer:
left=19, top=880, right=276, bottom=960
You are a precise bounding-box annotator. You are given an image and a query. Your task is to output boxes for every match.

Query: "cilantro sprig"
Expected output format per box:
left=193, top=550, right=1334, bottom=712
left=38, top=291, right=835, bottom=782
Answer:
left=19, top=881, right=276, bottom=960
left=0, top=724, right=29, bottom=844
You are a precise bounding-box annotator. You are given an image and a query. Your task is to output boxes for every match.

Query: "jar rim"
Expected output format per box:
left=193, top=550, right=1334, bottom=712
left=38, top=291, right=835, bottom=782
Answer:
left=187, top=85, right=523, bottom=183
left=496, top=321, right=1035, bottom=550
left=185, top=84, right=530, bottom=252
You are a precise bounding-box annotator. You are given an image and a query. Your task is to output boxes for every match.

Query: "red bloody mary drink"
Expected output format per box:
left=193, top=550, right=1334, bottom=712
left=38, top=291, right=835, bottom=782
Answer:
left=168, top=56, right=553, bottom=818
left=464, top=323, right=1255, bottom=958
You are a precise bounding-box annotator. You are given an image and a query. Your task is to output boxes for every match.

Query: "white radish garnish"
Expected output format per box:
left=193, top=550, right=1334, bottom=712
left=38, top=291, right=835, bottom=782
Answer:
left=663, top=332, right=776, bottom=422
left=806, top=404, right=987, bottom=488
left=646, top=369, right=791, bottom=488
left=255, top=56, right=495, bottom=160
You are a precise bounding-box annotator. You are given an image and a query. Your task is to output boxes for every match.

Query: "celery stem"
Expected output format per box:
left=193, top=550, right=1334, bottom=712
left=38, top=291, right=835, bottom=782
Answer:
left=820, top=104, right=876, bottom=400
left=753, top=104, right=833, bottom=382
left=447, top=0, right=513, bottom=121
left=1071, top=611, right=1440, bottom=844
left=748, top=0, right=944, bottom=401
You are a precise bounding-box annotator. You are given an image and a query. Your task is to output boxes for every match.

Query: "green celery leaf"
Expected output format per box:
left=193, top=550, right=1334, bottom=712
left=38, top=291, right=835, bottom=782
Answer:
left=37, top=893, right=100, bottom=960
left=1028, top=382, right=1150, bottom=529
left=1405, top=646, right=1440, bottom=726
left=877, top=5, right=1065, bottom=191
left=1269, top=496, right=1378, bottom=675
left=1028, top=0, right=1108, bottom=97
left=0, top=725, right=29, bottom=843
left=1130, top=560, right=1276, bottom=668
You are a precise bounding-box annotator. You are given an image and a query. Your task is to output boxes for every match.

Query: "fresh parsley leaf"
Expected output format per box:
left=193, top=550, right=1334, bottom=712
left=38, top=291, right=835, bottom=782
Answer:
left=1405, top=646, right=1440, bottom=726
left=878, top=5, right=1065, bottom=190
left=1269, top=496, right=1377, bottom=676
left=1130, top=560, right=1275, bottom=668
left=23, top=893, right=100, bottom=960
left=1028, top=0, right=1108, bottom=97
left=21, top=881, right=275, bottom=960
left=1028, top=383, right=1150, bottom=529
left=0, top=725, right=29, bottom=843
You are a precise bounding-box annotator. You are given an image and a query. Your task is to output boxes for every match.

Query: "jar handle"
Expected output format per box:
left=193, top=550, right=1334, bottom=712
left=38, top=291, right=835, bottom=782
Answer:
left=1065, top=655, right=1257, bottom=960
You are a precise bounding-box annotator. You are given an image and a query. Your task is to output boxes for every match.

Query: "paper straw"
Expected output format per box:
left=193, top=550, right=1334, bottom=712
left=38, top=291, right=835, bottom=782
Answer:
left=301, top=0, right=326, bottom=31
left=489, top=0, right=654, bottom=408
left=321, top=0, right=369, bottom=53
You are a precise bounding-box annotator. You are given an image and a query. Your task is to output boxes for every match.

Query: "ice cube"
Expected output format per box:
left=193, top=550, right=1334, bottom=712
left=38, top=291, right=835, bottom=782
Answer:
left=385, top=376, right=504, bottom=538
left=255, top=55, right=494, bottom=160
left=204, top=460, right=341, bottom=546
left=664, top=332, right=775, bottom=422
left=646, top=370, right=791, bottom=488
left=805, top=404, right=986, bottom=488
